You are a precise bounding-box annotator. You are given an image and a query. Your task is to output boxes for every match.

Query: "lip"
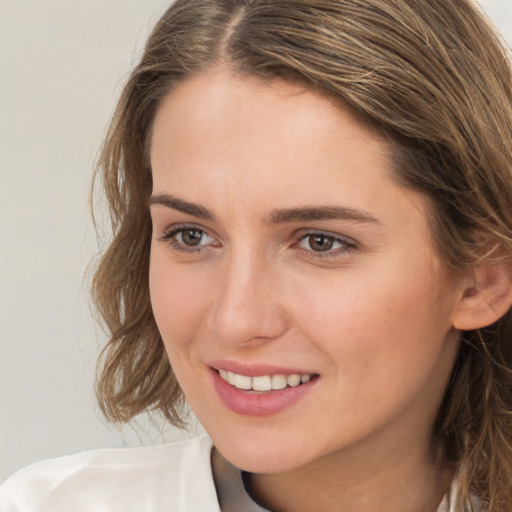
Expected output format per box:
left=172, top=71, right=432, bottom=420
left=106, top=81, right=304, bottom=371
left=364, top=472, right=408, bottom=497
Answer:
left=208, top=359, right=316, bottom=377
left=208, top=364, right=318, bottom=416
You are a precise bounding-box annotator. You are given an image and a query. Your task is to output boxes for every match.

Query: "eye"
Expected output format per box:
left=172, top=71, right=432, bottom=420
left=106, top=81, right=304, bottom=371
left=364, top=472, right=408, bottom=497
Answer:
left=296, top=231, right=356, bottom=257
left=175, top=228, right=209, bottom=246
left=159, top=224, right=219, bottom=252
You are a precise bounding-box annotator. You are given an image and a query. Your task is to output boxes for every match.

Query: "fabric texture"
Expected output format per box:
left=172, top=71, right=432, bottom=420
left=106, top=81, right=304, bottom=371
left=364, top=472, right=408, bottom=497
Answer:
left=0, top=435, right=219, bottom=512
left=0, top=434, right=469, bottom=511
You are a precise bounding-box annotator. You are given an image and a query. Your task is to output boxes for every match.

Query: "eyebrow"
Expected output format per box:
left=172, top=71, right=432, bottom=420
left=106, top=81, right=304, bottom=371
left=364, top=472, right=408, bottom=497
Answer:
left=264, top=206, right=380, bottom=225
left=149, top=193, right=380, bottom=225
left=150, top=193, right=215, bottom=221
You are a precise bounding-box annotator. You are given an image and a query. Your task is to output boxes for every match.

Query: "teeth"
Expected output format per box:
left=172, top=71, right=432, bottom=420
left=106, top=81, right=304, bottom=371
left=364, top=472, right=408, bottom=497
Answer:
left=233, top=373, right=252, bottom=390
left=287, top=374, right=301, bottom=387
left=252, top=376, right=272, bottom=391
left=219, top=370, right=314, bottom=391
left=271, top=375, right=287, bottom=390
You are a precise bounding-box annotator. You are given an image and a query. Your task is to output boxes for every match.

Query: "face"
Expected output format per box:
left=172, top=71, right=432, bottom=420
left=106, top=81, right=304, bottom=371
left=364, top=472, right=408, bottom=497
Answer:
left=149, top=71, right=462, bottom=475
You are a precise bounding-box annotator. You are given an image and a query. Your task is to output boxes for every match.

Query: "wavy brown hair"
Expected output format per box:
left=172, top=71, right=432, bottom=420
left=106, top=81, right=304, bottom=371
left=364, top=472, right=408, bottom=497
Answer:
left=92, top=1, right=512, bottom=509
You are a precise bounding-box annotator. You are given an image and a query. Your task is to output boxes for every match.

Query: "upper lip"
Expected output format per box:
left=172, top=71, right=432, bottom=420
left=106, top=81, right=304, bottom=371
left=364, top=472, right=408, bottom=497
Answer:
left=207, top=359, right=317, bottom=377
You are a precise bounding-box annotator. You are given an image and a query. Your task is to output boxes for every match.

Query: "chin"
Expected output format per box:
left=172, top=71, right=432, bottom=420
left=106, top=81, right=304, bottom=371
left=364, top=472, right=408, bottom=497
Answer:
left=222, top=448, right=304, bottom=474
left=210, top=427, right=316, bottom=474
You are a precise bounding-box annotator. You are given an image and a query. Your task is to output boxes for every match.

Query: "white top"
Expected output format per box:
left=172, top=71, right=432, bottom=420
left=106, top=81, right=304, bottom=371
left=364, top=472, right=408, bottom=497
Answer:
left=0, top=434, right=466, bottom=511
left=0, top=435, right=219, bottom=512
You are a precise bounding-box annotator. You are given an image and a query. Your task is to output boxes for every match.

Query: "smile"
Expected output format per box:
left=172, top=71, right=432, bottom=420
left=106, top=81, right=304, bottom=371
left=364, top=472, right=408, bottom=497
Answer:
left=210, top=365, right=319, bottom=416
left=218, top=369, right=313, bottom=392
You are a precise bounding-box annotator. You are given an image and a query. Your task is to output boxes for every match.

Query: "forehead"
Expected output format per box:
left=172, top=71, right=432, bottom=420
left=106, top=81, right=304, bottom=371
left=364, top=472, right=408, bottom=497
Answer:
left=150, top=70, right=392, bottom=197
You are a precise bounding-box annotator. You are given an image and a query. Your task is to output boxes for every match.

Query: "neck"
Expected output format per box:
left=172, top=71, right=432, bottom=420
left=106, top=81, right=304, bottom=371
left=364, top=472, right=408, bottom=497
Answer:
left=244, top=435, right=453, bottom=512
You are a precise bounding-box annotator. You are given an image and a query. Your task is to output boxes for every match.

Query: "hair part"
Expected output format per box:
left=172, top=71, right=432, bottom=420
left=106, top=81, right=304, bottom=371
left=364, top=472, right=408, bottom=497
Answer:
left=92, top=1, right=512, bottom=509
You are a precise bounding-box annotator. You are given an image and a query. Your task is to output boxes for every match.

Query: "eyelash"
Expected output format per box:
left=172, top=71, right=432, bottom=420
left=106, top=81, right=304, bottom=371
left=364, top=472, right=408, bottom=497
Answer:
left=294, top=230, right=357, bottom=259
left=158, top=224, right=357, bottom=259
left=159, top=224, right=218, bottom=253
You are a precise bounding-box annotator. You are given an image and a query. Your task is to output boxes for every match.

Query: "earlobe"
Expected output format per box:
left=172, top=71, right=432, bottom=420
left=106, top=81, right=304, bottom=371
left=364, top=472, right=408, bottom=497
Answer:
left=452, top=264, right=512, bottom=331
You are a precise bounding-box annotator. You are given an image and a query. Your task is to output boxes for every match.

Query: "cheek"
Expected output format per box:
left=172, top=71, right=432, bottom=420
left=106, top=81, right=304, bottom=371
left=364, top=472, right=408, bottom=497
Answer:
left=149, top=249, right=211, bottom=357
left=293, top=271, right=458, bottom=438
left=291, top=260, right=457, bottom=380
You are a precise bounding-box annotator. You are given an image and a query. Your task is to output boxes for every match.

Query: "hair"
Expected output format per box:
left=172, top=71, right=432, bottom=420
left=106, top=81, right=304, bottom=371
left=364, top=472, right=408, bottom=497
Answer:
left=91, top=1, right=512, bottom=510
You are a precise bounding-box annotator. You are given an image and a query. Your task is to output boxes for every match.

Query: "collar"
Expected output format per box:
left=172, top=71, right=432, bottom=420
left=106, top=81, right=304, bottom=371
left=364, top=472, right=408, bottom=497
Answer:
left=211, top=447, right=464, bottom=512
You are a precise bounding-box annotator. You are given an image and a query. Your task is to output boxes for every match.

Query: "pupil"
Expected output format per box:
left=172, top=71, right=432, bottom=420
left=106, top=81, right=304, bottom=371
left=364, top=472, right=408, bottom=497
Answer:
left=310, top=235, right=333, bottom=252
left=183, top=229, right=202, bottom=246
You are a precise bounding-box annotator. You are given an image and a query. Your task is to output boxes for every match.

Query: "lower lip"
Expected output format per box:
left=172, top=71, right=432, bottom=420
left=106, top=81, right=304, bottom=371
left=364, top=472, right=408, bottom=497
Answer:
left=210, top=369, right=318, bottom=416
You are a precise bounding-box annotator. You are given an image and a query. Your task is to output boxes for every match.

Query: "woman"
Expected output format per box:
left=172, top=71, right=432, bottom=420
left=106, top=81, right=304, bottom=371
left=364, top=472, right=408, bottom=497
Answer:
left=2, top=0, right=512, bottom=510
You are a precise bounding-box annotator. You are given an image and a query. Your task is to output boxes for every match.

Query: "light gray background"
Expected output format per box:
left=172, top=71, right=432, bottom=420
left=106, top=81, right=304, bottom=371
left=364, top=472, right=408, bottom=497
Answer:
left=1, top=0, right=511, bottom=483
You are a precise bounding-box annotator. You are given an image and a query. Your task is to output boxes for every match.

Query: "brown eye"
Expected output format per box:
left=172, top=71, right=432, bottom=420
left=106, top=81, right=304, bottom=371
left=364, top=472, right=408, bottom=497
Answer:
left=296, top=231, right=356, bottom=258
left=307, top=234, right=335, bottom=252
left=160, top=225, right=218, bottom=251
left=179, top=229, right=205, bottom=246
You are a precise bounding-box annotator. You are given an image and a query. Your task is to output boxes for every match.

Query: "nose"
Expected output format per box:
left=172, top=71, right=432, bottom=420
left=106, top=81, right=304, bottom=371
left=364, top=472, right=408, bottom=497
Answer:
left=207, top=250, right=288, bottom=347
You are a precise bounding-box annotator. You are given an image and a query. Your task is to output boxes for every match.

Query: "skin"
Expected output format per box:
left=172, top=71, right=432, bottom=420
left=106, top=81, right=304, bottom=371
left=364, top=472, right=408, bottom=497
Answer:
left=149, top=70, right=465, bottom=512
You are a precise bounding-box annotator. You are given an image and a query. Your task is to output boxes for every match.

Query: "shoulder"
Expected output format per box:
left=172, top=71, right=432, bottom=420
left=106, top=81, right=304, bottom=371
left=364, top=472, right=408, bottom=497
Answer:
left=0, top=434, right=219, bottom=512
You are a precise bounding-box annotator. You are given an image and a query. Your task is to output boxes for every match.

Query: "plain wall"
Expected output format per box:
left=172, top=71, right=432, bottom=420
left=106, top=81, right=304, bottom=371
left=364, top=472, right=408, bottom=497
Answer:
left=0, top=0, right=204, bottom=483
left=1, top=0, right=511, bottom=483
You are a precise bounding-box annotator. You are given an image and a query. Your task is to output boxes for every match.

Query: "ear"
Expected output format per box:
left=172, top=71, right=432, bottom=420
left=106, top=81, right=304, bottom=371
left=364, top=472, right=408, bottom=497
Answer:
left=452, top=263, right=512, bottom=330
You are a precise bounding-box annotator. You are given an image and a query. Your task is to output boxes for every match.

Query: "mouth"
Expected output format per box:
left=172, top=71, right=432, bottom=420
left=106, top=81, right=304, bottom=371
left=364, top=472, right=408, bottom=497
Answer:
left=208, top=361, right=320, bottom=415
left=217, top=369, right=316, bottom=393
